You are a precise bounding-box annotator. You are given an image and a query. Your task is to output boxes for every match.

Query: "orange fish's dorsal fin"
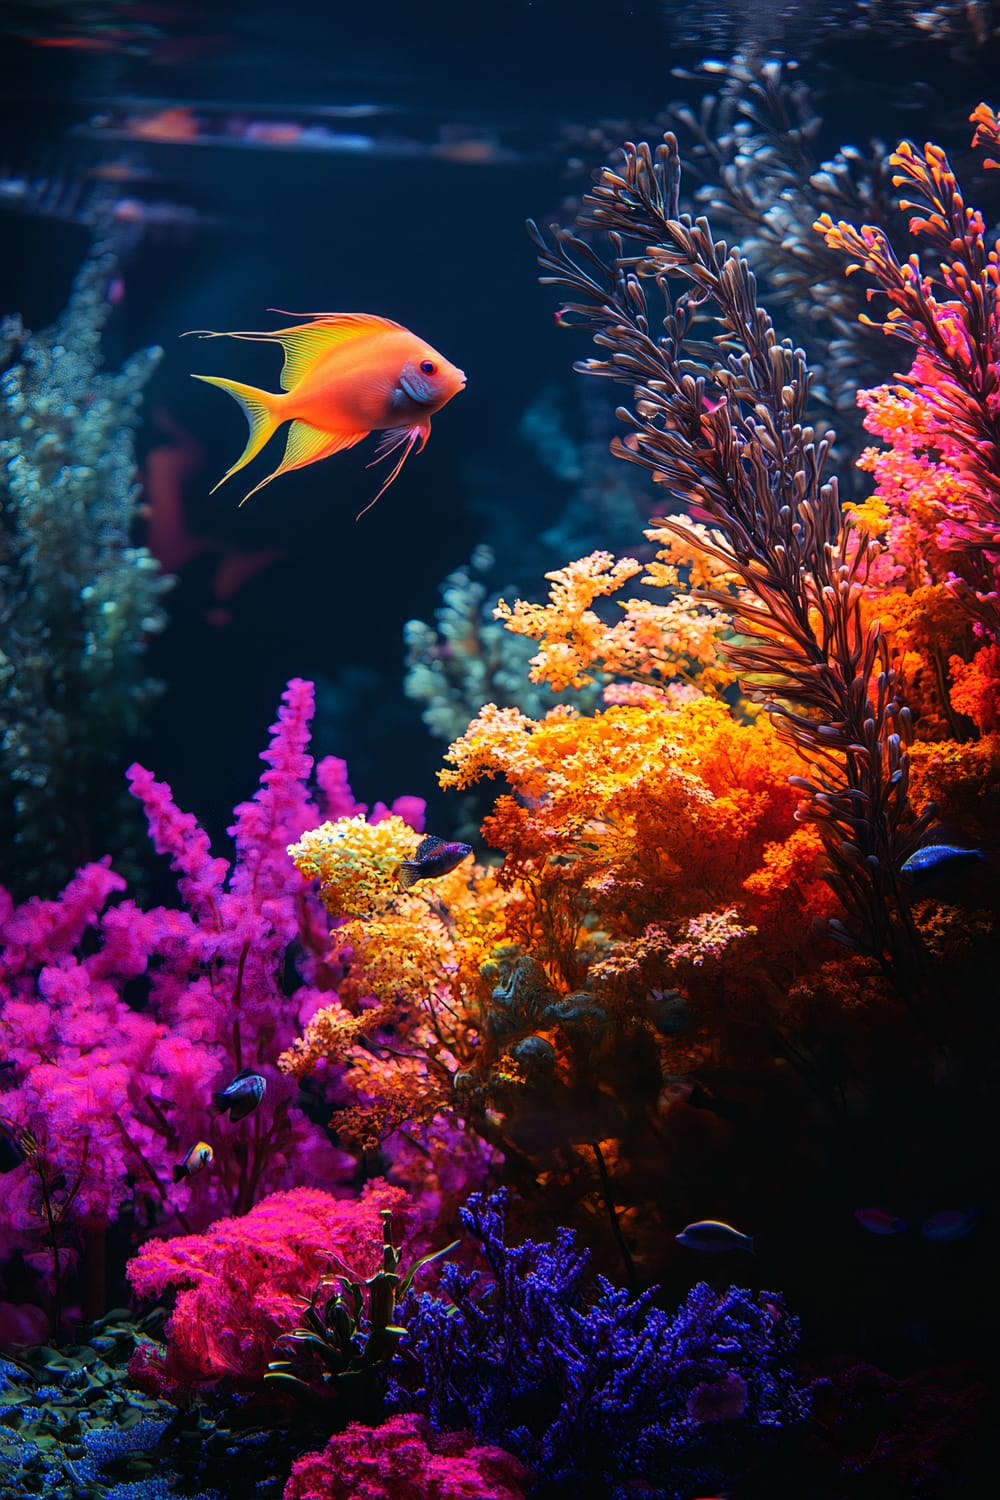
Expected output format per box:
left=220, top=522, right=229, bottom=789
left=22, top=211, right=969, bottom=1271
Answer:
left=264, top=311, right=405, bottom=392
left=238, top=419, right=367, bottom=506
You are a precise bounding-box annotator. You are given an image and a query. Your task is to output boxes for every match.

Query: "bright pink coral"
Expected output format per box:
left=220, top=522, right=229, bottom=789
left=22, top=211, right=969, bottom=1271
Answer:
left=282, top=1414, right=532, bottom=1500
left=127, top=1183, right=412, bottom=1387
left=0, top=679, right=427, bottom=1301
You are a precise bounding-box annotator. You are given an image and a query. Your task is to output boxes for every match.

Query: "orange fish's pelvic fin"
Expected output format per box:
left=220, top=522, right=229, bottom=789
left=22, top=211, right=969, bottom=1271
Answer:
left=356, top=422, right=428, bottom=520
left=239, top=420, right=368, bottom=506
left=192, top=374, right=281, bottom=494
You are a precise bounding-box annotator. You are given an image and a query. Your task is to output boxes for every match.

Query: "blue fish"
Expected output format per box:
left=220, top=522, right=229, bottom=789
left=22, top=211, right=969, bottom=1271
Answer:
left=675, top=1219, right=754, bottom=1254
left=901, top=844, right=985, bottom=881
left=212, top=1068, right=266, bottom=1123
left=854, top=1207, right=907, bottom=1236
left=920, top=1208, right=978, bottom=1241
left=395, top=834, right=473, bottom=890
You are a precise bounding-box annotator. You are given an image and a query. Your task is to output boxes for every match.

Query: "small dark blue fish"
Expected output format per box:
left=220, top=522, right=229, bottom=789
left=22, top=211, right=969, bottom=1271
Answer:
left=173, top=1141, right=214, bottom=1182
left=901, top=844, right=985, bottom=882
left=854, top=1207, right=907, bottom=1236
left=675, top=1219, right=754, bottom=1254
left=395, top=834, right=473, bottom=890
left=212, top=1068, right=266, bottom=1123
left=920, top=1208, right=978, bottom=1242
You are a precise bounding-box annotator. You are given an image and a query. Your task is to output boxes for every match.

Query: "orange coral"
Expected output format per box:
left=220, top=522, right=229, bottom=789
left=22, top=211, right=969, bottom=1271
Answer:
left=441, top=695, right=828, bottom=993
left=949, top=645, right=1000, bottom=733
left=493, top=531, right=740, bottom=704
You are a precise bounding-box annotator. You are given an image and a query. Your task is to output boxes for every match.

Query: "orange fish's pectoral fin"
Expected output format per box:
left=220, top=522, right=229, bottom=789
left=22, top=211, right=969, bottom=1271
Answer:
left=237, top=420, right=367, bottom=507
left=192, top=374, right=281, bottom=493
left=356, top=422, right=429, bottom=520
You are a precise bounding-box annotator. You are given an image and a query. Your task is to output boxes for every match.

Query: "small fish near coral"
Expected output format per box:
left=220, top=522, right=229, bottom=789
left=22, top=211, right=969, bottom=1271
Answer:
left=854, top=1207, right=907, bottom=1236
left=920, top=1208, right=979, bottom=1241
left=395, top=834, right=473, bottom=889
left=675, top=1219, right=754, bottom=1254
left=900, top=843, right=986, bottom=883
left=188, top=311, right=466, bottom=517
left=212, top=1068, right=267, bottom=1123
left=173, top=1141, right=214, bottom=1182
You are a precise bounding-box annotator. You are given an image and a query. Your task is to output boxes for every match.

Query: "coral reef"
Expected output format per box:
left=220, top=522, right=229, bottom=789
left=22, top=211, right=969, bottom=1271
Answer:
left=529, top=131, right=938, bottom=975
left=391, top=1193, right=806, bottom=1500
left=127, top=1184, right=411, bottom=1389
left=403, top=546, right=580, bottom=748
left=283, top=1414, right=532, bottom=1500
left=0, top=680, right=419, bottom=1324
left=0, top=228, right=170, bottom=897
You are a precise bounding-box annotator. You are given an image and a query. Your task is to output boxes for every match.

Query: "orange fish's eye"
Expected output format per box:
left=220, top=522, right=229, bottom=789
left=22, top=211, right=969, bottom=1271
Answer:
left=420, top=359, right=436, bottom=375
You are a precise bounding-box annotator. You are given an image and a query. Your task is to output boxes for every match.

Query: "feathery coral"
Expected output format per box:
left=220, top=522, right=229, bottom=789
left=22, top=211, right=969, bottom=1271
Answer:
left=283, top=1415, right=531, bottom=1500
left=127, top=1184, right=411, bottom=1388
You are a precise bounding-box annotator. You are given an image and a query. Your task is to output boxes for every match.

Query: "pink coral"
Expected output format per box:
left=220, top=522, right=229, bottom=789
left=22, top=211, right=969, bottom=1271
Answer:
left=282, top=1414, right=532, bottom=1500
left=0, top=679, right=427, bottom=1303
left=127, top=1183, right=412, bottom=1388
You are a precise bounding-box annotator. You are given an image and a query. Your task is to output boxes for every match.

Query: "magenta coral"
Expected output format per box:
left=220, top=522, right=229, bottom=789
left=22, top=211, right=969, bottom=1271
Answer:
left=0, top=679, right=427, bottom=1317
left=282, top=1414, right=531, bottom=1500
left=127, top=1183, right=412, bottom=1387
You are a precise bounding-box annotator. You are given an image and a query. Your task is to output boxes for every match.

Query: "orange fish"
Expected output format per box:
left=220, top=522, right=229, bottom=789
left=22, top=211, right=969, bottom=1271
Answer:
left=188, top=311, right=466, bottom=517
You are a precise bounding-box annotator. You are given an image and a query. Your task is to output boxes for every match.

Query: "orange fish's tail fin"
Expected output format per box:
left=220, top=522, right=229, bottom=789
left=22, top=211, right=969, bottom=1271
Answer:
left=192, top=374, right=283, bottom=496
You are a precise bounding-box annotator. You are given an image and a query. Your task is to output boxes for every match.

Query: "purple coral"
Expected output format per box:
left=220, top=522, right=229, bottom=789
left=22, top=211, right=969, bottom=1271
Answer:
left=390, top=1192, right=807, bottom=1499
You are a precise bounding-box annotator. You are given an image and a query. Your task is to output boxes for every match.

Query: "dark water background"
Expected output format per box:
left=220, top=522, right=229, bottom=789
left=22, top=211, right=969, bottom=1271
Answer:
left=2, top=0, right=998, bottom=848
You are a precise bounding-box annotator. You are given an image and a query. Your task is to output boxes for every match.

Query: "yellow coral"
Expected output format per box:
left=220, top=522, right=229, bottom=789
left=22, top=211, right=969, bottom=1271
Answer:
left=492, top=539, right=739, bottom=700
left=288, top=814, right=418, bottom=918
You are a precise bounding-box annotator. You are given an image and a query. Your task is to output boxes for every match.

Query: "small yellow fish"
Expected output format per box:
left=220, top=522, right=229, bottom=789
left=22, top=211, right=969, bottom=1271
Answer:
left=173, top=1141, right=214, bottom=1182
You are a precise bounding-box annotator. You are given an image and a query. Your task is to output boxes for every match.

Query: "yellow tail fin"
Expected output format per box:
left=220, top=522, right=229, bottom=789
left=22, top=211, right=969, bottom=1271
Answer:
left=192, top=374, right=282, bottom=494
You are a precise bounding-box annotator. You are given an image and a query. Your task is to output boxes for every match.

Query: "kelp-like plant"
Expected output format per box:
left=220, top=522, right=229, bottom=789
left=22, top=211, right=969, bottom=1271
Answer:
left=528, top=135, right=934, bottom=976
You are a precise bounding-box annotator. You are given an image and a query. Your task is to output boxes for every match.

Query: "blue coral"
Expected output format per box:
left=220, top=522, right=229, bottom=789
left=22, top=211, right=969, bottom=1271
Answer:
left=391, top=1192, right=807, bottom=1499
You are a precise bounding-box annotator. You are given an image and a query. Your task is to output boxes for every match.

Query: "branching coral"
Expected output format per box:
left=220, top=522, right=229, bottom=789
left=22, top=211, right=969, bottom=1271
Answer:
left=0, top=227, right=170, bottom=897
left=440, top=696, right=829, bottom=992
left=280, top=814, right=516, bottom=1151
left=390, top=1192, right=806, bottom=1500
left=528, top=132, right=935, bottom=973
left=493, top=537, right=739, bottom=703
left=403, top=547, right=588, bottom=746
left=0, top=679, right=407, bottom=1320
left=817, top=105, right=1000, bottom=646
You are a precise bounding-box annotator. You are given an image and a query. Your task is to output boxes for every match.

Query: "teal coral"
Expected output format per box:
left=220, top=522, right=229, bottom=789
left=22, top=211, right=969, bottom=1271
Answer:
left=0, top=227, right=169, bottom=896
left=403, top=546, right=600, bottom=746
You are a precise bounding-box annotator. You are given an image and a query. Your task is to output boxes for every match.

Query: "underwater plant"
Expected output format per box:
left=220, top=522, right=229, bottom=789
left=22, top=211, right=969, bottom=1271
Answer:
left=0, top=1307, right=179, bottom=1500
left=818, top=105, right=1000, bottom=645
left=283, top=1414, right=532, bottom=1500
left=127, top=1184, right=412, bottom=1392
left=0, top=679, right=422, bottom=1325
left=528, top=130, right=937, bottom=976
left=0, top=226, right=170, bottom=899
left=265, top=1205, right=458, bottom=1416
left=389, top=1192, right=806, bottom=1500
